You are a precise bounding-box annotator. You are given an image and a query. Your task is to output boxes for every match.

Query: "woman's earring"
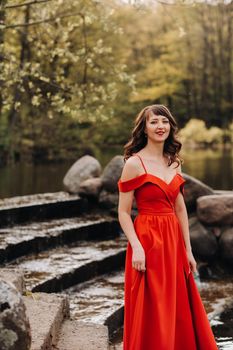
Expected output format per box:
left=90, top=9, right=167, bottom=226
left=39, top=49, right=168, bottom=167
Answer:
left=144, top=133, right=147, bottom=138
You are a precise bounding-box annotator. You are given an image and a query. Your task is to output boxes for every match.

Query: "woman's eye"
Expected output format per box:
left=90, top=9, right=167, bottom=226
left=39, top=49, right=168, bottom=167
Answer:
left=150, top=120, right=169, bottom=124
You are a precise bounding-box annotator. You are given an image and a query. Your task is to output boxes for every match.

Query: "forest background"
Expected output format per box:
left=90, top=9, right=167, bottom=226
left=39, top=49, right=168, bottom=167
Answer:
left=0, top=0, right=232, bottom=166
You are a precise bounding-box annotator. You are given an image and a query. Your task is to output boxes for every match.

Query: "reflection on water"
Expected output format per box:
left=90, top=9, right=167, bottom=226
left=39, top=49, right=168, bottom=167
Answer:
left=181, top=148, right=233, bottom=191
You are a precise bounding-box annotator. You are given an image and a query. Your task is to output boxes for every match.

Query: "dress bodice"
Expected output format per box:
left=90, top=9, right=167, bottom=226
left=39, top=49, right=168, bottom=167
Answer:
left=118, top=172, right=186, bottom=213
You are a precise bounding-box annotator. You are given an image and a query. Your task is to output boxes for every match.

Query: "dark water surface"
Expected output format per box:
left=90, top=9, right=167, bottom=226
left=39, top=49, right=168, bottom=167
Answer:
left=0, top=147, right=232, bottom=198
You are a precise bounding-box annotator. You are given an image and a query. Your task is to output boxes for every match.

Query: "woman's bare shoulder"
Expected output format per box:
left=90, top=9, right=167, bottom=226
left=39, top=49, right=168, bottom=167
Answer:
left=120, top=156, right=141, bottom=181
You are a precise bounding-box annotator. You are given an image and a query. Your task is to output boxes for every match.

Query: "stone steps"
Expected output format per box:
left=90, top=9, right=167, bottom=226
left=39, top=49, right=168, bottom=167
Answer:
left=55, top=320, right=109, bottom=350
left=0, top=270, right=111, bottom=350
left=0, top=190, right=127, bottom=349
left=63, top=270, right=125, bottom=336
left=0, top=191, right=88, bottom=227
left=24, top=293, right=69, bottom=350
left=0, top=215, right=120, bottom=264
left=0, top=266, right=125, bottom=350
left=4, top=234, right=126, bottom=292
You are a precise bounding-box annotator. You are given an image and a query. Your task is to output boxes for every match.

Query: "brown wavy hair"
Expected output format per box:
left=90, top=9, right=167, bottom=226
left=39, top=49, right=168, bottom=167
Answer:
left=123, top=104, right=183, bottom=168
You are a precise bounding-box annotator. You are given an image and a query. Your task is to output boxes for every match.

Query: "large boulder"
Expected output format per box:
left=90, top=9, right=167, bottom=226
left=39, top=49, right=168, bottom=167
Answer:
left=0, top=280, right=31, bottom=350
left=101, top=155, right=124, bottom=193
left=78, top=177, right=103, bottom=199
left=197, top=193, right=233, bottom=226
left=189, top=216, right=218, bottom=259
left=63, top=155, right=102, bottom=194
left=219, top=227, right=233, bottom=264
left=182, top=173, right=214, bottom=211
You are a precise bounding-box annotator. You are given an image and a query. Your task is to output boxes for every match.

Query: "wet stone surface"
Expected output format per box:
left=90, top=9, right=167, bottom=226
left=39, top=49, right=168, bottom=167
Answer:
left=212, top=304, right=233, bottom=350
left=63, top=270, right=125, bottom=324
left=4, top=235, right=127, bottom=291
left=0, top=215, right=113, bottom=249
left=199, top=278, right=233, bottom=350
left=0, top=191, right=80, bottom=209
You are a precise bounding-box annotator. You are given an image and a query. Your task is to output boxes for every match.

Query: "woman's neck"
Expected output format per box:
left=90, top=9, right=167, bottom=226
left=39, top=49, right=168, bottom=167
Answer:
left=141, top=142, right=165, bottom=160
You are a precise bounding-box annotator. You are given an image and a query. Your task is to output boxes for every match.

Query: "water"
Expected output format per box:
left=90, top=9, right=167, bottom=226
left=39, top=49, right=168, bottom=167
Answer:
left=0, top=148, right=232, bottom=198
left=64, top=270, right=125, bottom=324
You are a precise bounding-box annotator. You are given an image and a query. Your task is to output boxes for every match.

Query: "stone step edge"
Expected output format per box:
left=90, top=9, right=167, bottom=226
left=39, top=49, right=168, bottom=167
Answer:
left=0, top=197, right=88, bottom=227
left=0, top=218, right=120, bottom=264
left=55, top=319, right=109, bottom=350
left=32, top=249, right=126, bottom=293
left=0, top=191, right=80, bottom=210
left=105, top=305, right=124, bottom=339
left=24, top=292, right=69, bottom=350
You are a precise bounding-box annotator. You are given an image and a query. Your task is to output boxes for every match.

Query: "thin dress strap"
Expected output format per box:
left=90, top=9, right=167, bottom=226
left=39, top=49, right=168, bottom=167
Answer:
left=133, top=154, right=147, bottom=174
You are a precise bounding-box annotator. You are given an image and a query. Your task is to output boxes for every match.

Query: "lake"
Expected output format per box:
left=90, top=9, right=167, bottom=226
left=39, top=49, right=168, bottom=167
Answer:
left=0, top=147, right=232, bottom=198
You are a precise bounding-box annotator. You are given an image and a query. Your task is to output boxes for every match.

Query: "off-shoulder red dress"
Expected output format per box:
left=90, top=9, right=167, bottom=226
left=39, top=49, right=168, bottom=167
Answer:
left=118, top=154, right=218, bottom=350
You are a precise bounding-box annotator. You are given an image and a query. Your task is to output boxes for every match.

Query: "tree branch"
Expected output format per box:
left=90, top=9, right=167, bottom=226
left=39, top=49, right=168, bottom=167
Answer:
left=5, top=11, right=83, bottom=29
left=5, top=0, right=52, bottom=9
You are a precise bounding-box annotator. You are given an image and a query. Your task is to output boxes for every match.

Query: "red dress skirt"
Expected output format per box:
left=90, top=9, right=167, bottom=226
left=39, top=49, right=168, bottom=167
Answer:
left=118, top=164, right=218, bottom=350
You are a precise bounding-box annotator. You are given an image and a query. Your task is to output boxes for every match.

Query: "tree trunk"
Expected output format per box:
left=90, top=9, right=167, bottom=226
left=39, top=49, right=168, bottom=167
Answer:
left=0, top=0, right=7, bottom=114
left=8, top=5, right=31, bottom=164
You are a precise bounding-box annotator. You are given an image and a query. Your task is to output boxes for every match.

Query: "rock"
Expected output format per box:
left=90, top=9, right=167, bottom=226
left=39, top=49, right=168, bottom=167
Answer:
left=24, top=293, right=69, bottom=350
left=0, top=270, right=24, bottom=294
left=214, top=190, right=233, bottom=195
left=189, top=216, right=218, bottom=259
left=78, top=177, right=103, bottom=199
left=197, top=193, right=233, bottom=225
left=219, top=227, right=233, bottom=264
left=63, top=155, right=101, bottom=194
left=99, top=190, right=119, bottom=209
left=101, top=155, right=124, bottom=193
left=0, top=280, right=31, bottom=350
left=182, top=173, right=214, bottom=211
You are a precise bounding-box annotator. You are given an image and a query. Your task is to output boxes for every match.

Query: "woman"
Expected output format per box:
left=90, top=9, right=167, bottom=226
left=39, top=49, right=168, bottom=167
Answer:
left=117, top=105, right=218, bottom=350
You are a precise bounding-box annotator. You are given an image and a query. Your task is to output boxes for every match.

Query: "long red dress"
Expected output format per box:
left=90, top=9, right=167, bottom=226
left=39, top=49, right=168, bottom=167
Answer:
left=118, top=154, right=218, bottom=350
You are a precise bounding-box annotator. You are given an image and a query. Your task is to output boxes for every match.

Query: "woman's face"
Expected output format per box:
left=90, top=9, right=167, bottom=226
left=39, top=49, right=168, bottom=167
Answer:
left=145, top=113, right=171, bottom=142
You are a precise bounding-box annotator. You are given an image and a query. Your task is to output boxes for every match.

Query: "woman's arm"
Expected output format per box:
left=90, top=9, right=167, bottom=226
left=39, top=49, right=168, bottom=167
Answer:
left=118, top=157, right=146, bottom=272
left=174, top=164, right=197, bottom=273
left=174, top=192, right=192, bottom=253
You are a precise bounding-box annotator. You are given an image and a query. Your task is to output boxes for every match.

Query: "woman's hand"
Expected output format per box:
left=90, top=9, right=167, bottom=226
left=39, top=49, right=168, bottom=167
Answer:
left=186, top=249, right=197, bottom=274
left=132, top=244, right=146, bottom=272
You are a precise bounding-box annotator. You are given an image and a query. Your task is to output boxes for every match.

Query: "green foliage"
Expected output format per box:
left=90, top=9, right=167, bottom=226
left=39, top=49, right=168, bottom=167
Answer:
left=179, top=118, right=224, bottom=147
left=0, top=0, right=232, bottom=163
